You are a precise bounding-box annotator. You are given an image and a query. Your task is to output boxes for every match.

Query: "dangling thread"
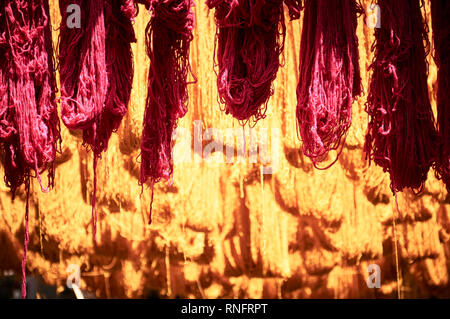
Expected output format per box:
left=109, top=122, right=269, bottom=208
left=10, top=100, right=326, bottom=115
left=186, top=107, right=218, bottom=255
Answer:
left=260, top=164, right=267, bottom=274
left=21, top=178, right=30, bottom=299
left=240, top=126, right=245, bottom=199
left=35, top=182, right=44, bottom=255
left=92, top=153, right=98, bottom=241
left=393, top=193, right=402, bottom=299
left=148, top=181, right=154, bottom=225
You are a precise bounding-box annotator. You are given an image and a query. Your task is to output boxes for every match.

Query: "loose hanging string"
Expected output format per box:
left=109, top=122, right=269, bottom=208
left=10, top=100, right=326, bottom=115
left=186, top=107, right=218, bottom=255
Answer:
left=148, top=181, right=154, bottom=225
left=240, top=125, right=245, bottom=199
left=393, top=193, right=402, bottom=299
left=33, top=179, right=44, bottom=255
left=21, top=177, right=31, bottom=299
left=260, top=164, right=266, bottom=275
left=92, top=153, right=98, bottom=241
left=38, top=197, right=44, bottom=255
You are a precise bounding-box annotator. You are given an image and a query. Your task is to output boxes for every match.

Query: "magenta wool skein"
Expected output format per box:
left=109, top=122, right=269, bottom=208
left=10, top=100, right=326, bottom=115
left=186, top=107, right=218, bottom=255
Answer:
left=207, top=0, right=287, bottom=126
left=138, top=0, right=195, bottom=224
left=296, top=0, right=363, bottom=169
left=0, top=0, right=61, bottom=298
left=364, top=0, right=438, bottom=194
left=58, top=0, right=136, bottom=239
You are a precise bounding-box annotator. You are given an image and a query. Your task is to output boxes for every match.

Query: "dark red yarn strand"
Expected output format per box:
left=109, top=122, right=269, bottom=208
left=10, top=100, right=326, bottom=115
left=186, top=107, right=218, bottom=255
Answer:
left=296, top=0, right=363, bottom=169
left=431, top=0, right=450, bottom=192
left=0, top=0, right=60, bottom=299
left=139, top=0, right=195, bottom=224
left=364, top=0, right=438, bottom=194
left=206, top=0, right=286, bottom=125
left=59, top=0, right=136, bottom=239
left=21, top=178, right=30, bottom=298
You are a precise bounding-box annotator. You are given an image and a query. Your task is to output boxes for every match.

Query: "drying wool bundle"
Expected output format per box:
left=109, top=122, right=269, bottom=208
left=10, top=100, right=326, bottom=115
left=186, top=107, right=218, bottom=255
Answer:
left=431, top=0, right=450, bottom=192
left=206, top=0, right=286, bottom=125
left=364, top=0, right=438, bottom=194
left=58, top=0, right=136, bottom=238
left=138, top=0, right=195, bottom=224
left=0, top=0, right=60, bottom=298
left=296, top=0, right=363, bottom=168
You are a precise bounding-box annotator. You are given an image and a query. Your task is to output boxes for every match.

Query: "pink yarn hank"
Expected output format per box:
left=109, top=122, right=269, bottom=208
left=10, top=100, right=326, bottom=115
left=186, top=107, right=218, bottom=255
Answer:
left=139, top=0, right=195, bottom=224
left=206, top=0, right=286, bottom=126
left=0, top=0, right=60, bottom=299
left=296, top=0, right=363, bottom=169
left=58, top=0, right=136, bottom=240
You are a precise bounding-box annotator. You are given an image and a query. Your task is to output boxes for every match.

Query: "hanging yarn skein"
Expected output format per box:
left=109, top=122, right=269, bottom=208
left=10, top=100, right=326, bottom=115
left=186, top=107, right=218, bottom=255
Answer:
left=138, top=0, right=195, bottom=224
left=364, top=0, right=438, bottom=194
left=206, top=0, right=287, bottom=126
left=296, top=0, right=363, bottom=169
left=0, top=0, right=60, bottom=298
left=58, top=0, right=136, bottom=239
left=431, top=0, right=450, bottom=192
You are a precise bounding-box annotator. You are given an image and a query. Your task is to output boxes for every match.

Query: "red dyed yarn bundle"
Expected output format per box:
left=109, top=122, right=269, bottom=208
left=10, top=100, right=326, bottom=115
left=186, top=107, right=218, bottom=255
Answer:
left=0, top=0, right=60, bottom=196
left=431, top=0, right=450, bottom=192
left=58, top=0, right=136, bottom=238
left=206, top=0, right=286, bottom=125
left=138, top=0, right=195, bottom=223
left=296, top=0, right=363, bottom=168
left=364, top=0, right=438, bottom=194
left=0, top=0, right=60, bottom=298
